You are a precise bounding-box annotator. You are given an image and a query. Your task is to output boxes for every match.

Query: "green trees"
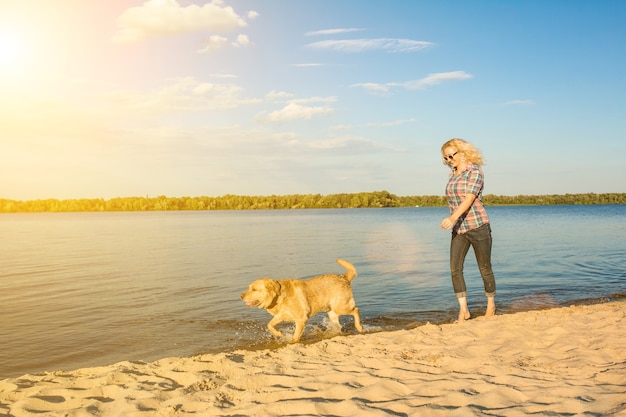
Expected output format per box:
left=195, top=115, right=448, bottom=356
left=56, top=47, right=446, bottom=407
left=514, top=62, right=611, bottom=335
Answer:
left=0, top=192, right=624, bottom=213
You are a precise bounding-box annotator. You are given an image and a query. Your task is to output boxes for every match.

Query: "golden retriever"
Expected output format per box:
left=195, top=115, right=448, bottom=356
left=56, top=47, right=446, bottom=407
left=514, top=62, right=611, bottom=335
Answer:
left=240, top=259, right=363, bottom=342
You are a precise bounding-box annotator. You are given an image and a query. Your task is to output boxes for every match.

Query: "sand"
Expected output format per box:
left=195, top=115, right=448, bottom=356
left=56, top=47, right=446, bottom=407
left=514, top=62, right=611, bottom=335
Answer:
left=1, top=301, right=625, bottom=417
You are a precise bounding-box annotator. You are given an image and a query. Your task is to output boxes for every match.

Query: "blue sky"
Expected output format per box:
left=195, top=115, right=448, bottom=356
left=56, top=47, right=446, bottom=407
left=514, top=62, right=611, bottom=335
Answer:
left=1, top=0, right=624, bottom=200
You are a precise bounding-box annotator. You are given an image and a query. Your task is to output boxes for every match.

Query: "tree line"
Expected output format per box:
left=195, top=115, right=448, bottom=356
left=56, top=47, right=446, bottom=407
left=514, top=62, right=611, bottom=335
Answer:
left=0, top=191, right=624, bottom=213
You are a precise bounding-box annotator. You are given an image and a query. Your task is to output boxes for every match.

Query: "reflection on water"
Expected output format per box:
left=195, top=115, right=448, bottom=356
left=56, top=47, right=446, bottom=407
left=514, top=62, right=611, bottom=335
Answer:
left=1, top=205, right=625, bottom=378
left=507, top=291, right=561, bottom=312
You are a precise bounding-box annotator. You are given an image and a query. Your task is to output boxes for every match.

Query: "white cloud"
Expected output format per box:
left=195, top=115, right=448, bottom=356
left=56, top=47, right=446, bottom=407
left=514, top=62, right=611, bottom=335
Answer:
left=402, top=71, right=473, bottom=89
left=247, top=10, right=260, bottom=20
left=259, top=102, right=335, bottom=123
left=306, top=38, right=433, bottom=53
left=233, top=34, right=251, bottom=47
left=307, top=135, right=406, bottom=153
left=291, top=96, right=337, bottom=104
left=365, top=118, right=416, bottom=127
left=351, top=82, right=392, bottom=94
left=264, top=93, right=336, bottom=105
left=305, top=28, right=365, bottom=36
left=197, top=33, right=251, bottom=53
left=197, top=35, right=229, bottom=52
left=208, top=72, right=238, bottom=79
left=308, top=136, right=366, bottom=150
left=501, top=99, right=535, bottom=106
left=352, top=71, right=473, bottom=94
left=329, top=124, right=352, bottom=131
left=112, top=0, right=249, bottom=43
left=103, top=77, right=260, bottom=113
left=265, top=90, right=294, bottom=101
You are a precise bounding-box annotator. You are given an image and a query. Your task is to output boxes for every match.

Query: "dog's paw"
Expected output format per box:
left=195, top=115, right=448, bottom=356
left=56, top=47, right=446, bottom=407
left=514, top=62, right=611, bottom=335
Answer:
left=269, top=329, right=284, bottom=338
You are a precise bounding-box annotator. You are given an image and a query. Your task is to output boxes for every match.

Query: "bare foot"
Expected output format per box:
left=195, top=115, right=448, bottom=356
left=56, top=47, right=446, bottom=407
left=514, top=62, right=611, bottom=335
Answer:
left=485, top=297, right=496, bottom=317
left=458, top=309, right=471, bottom=321
left=456, top=296, right=471, bottom=322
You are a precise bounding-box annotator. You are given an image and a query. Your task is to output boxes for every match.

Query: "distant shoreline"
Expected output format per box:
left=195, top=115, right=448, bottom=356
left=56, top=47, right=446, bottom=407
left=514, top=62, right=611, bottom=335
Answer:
left=1, top=191, right=625, bottom=213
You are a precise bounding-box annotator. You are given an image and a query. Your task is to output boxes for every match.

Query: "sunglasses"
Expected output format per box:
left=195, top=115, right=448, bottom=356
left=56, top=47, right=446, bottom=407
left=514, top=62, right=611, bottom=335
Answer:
left=443, top=151, right=458, bottom=161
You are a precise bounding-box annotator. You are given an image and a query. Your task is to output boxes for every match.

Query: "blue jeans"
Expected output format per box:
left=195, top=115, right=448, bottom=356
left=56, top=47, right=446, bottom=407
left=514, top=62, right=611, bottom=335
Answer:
left=449, top=223, right=496, bottom=299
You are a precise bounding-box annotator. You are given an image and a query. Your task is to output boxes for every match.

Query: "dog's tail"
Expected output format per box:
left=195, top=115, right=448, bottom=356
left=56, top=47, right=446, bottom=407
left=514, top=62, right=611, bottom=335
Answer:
left=336, top=259, right=357, bottom=282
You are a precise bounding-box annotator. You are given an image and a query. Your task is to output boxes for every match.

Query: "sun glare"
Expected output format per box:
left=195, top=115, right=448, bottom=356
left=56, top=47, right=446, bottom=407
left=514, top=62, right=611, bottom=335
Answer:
left=0, top=28, right=26, bottom=74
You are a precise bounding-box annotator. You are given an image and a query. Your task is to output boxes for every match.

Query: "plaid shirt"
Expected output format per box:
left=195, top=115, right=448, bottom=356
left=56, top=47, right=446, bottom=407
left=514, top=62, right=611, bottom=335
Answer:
left=445, top=162, right=489, bottom=234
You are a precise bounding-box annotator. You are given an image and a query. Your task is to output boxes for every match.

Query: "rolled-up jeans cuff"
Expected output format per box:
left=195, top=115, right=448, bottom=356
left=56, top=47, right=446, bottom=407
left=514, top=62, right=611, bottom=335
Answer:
left=485, top=291, right=496, bottom=298
left=455, top=292, right=467, bottom=299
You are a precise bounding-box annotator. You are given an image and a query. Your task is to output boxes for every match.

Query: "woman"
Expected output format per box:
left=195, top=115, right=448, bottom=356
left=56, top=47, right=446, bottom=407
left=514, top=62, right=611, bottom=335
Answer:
left=439, top=138, right=496, bottom=321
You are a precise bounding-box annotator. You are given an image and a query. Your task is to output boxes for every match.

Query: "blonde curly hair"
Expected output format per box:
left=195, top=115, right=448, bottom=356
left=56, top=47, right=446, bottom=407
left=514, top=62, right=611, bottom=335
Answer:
left=441, top=138, right=485, bottom=166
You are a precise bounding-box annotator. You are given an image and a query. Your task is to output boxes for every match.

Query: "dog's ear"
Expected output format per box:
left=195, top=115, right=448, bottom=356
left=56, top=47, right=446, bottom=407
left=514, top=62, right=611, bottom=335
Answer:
left=264, top=279, right=281, bottom=298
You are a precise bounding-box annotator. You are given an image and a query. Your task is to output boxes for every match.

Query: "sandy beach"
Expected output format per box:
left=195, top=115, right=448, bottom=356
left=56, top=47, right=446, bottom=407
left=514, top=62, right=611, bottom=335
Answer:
left=1, top=301, right=624, bottom=417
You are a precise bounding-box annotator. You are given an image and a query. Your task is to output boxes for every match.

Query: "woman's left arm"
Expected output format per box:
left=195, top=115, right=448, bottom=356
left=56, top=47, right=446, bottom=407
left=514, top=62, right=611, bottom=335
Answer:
left=440, top=193, right=477, bottom=229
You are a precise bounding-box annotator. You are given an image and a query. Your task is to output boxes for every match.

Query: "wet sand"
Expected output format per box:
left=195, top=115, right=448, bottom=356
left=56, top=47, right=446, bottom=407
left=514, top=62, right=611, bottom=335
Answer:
left=1, top=301, right=625, bottom=416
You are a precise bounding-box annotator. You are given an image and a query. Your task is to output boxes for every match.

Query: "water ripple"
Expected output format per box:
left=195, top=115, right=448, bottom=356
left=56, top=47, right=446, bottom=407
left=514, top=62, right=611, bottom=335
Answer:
left=1, top=206, right=625, bottom=378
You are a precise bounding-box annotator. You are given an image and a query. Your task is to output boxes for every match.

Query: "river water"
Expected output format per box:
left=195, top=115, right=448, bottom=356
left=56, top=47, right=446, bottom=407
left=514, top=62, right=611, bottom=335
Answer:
left=1, top=205, right=625, bottom=378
